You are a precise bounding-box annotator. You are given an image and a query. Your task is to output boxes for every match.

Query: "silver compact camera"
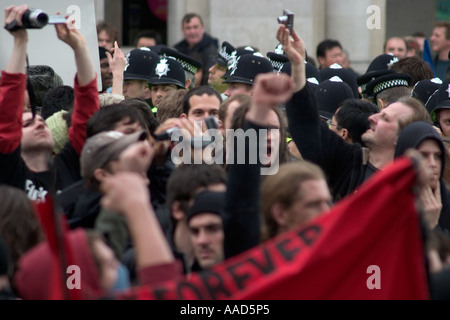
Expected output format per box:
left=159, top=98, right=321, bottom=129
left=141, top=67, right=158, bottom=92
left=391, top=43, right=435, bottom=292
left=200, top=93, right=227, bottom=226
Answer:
left=277, top=9, right=294, bottom=34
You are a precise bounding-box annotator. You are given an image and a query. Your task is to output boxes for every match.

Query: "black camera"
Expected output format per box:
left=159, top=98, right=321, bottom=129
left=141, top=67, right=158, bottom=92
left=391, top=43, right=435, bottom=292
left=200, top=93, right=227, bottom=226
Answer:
left=277, top=9, right=294, bottom=34
left=4, top=9, right=67, bottom=32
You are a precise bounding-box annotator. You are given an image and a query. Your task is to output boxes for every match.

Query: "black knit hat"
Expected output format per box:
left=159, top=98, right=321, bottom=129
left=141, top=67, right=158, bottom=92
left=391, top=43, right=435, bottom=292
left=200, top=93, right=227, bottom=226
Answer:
left=159, top=47, right=203, bottom=76
left=187, top=190, right=225, bottom=223
left=28, top=65, right=64, bottom=107
left=124, top=48, right=160, bottom=82
left=315, top=76, right=354, bottom=120
left=149, top=55, right=186, bottom=89
left=223, top=53, right=274, bottom=85
left=365, top=72, right=412, bottom=100
left=319, top=63, right=359, bottom=98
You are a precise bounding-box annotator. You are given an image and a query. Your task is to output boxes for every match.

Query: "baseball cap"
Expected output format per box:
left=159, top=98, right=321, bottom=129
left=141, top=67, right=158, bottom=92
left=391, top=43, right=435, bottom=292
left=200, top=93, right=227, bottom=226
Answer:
left=80, top=130, right=148, bottom=182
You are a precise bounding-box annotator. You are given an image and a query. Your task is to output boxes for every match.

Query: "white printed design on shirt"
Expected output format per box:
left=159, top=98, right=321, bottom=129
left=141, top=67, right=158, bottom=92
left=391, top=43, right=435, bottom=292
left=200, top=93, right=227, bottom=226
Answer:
left=25, top=179, right=48, bottom=203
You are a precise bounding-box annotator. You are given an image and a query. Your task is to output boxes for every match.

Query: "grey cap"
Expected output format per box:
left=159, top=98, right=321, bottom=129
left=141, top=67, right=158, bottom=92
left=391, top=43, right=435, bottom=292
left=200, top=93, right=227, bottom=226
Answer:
left=80, top=130, right=148, bottom=181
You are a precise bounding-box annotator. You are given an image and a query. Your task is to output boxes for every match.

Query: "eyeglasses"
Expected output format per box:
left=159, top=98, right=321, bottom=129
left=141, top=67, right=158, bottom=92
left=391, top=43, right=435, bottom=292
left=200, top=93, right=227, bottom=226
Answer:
left=327, top=119, right=342, bottom=130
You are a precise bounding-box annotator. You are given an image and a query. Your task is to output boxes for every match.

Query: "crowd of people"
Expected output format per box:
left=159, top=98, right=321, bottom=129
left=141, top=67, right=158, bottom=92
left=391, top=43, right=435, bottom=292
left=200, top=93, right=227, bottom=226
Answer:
left=2, top=4, right=450, bottom=300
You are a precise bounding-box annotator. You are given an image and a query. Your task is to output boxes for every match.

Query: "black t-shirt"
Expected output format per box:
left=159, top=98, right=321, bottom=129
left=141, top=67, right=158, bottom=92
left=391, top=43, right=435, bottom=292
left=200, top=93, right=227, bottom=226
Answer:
left=0, top=142, right=82, bottom=202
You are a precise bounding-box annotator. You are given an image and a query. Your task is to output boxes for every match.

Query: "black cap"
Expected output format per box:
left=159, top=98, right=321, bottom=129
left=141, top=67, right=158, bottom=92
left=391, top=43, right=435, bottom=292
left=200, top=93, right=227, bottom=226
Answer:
left=223, top=53, right=274, bottom=85
left=267, top=52, right=289, bottom=72
left=430, top=77, right=450, bottom=122
left=425, top=90, right=439, bottom=116
left=223, top=46, right=259, bottom=79
left=187, top=190, right=225, bottom=223
left=279, top=61, right=320, bottom=91
left=315, top=76, right=354, bottom=120
left=319, top=63, right=359, bottom=98
left=365, top=72, right=412, bottom=99
left=147, top=44, right=168, bottom=55
left=357, top=69, right=396, bottom=96
left=366, top=54, right=399, bottom=74
left=124, top=48, right=160, bottom=82
left=357, top=54, right=400, bottom=96
left=411, top=78, right=443, bottom=105
left=149, top=55, right=186, bottom=89
left=159, top=47, right=203, bottom=76
left=216, top=41, right=237, bottom=68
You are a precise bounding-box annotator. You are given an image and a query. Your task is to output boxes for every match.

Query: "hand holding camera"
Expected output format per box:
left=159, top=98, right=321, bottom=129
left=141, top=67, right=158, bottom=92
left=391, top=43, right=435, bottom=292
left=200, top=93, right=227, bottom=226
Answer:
left=4, top=6, right=67, bottom=32
left=277, top=9, right=294, bottom=35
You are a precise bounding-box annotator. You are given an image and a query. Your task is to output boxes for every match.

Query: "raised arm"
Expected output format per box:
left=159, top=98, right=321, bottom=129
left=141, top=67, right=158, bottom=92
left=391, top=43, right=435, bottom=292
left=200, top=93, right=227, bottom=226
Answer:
left=279, top=25, right=357, bottom=193
left=0, top=5, right=29, bottom=154
left=106, top=41, right=126, bottom=96
left=55, top=20, right=99, bottom=154
left=224, top=73, right=294, bottom=258
left=55, top=21, right=95, bottom=86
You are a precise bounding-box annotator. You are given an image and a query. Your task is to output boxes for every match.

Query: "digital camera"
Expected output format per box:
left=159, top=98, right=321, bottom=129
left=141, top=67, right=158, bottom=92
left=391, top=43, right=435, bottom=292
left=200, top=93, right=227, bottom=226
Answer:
left=5, top=9, right=67, bottom=31
left=277, top=9, right=294, bottom=34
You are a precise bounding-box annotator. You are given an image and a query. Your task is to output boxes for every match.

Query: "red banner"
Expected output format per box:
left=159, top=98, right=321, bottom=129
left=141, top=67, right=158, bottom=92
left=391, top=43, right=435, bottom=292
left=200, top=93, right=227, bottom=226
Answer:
left=123, top=156, right=429, bottom=300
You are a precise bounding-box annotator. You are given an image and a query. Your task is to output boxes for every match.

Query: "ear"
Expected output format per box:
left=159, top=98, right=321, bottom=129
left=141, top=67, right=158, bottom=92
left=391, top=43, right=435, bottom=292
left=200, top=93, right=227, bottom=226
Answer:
left=340, top=128, right=351, bottom=142
left=185, top=79, right=191, bottom=89
left=271, top=203, right=287, bottom=228
left=317, top=56, right=326, bottom=68
left=171, top=201, right=186, bottom=221
left=93, top=168, right=111, bottom=184
left=377, top=98, right=387, bottom=109
left=180, top=113, right=188, bottom=119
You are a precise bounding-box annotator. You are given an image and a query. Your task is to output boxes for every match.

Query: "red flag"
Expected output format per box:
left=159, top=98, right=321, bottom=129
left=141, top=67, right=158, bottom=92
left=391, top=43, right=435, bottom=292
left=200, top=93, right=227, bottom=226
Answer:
left=123, top=156, right=429, bottom=300
left=34, top=196, right=82, bottom=300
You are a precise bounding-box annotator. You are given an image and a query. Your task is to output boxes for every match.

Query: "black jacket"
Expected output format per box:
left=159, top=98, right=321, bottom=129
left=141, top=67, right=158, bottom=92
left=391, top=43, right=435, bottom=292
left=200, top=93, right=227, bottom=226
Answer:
left=286, top=84, right=375, bottom=202
left=174, top=33, right=219, bottom=85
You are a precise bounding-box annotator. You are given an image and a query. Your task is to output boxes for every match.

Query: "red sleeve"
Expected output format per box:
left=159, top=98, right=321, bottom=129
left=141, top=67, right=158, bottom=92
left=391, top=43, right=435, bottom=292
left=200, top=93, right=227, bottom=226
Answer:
left=0, top=71, right=26, bottom=153
left=68, top=74, right=100, bottom=155
left=137, top=261, right=183, bottom=286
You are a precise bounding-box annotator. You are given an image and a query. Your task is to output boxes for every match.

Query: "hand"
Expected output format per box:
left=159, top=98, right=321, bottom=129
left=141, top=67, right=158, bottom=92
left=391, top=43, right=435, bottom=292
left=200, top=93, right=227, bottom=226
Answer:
left=106, top=41, right=127, bottom=76
left=419, top=184, right=442, bottom=230
left=251, top=72, right=294, bottom=109
left=54, top=16, right=86, bottom=50
left=276, top=25, right=305, bottom=65
left=100, top=172, right=151, bottom=215
left=4, top=5, right=28, bottom=39
left=116, top=138, right=154, bottom=179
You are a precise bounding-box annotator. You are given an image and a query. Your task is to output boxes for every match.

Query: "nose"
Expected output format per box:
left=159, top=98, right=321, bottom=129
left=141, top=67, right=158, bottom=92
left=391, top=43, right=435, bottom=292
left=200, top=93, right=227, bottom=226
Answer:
left=427, top=154, right=438, bottom=168
left=195, top=229, right=210, bottom=246
left=368, top=113, right=378, bottom=124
